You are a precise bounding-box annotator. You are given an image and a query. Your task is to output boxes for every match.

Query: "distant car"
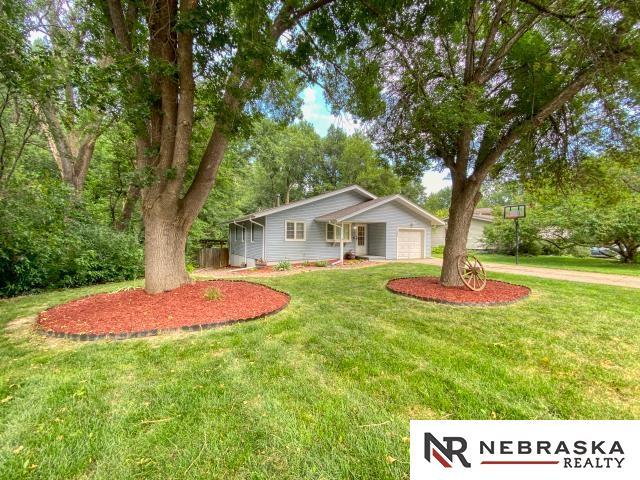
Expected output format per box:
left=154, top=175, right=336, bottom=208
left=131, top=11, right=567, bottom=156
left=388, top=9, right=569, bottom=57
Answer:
left=590, top=246, right=620, bottom=259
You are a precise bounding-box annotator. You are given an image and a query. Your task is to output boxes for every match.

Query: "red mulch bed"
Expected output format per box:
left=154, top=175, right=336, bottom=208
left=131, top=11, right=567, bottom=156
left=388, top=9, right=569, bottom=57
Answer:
left=37, top=280, right=289, bottom=340
left=387, top=276, right=530, bottom=306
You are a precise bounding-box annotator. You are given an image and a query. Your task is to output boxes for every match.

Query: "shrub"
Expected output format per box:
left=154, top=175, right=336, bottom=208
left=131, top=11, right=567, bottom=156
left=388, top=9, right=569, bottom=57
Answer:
left=301, top=260, right=311, bottom=267
left=431, top=245, right=444, bottom=255
left=482, top=216, right=543, bottom=255
left=0, top=182, right=144, bottom=296
left=204, top=286, right=223, bottom=301
left=274, top=260, right=291, bottom=271
left=314, top=260, right=328, bottom=267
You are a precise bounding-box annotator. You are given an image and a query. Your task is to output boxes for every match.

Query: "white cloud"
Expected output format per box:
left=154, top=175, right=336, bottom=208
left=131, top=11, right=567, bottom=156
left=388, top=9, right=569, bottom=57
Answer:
left=422, top=170, right=451, bottom=194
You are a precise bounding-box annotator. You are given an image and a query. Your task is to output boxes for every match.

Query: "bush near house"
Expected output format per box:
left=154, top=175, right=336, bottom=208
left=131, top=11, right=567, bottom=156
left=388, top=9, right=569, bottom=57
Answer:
left=274, top=260, right=292, bottom=271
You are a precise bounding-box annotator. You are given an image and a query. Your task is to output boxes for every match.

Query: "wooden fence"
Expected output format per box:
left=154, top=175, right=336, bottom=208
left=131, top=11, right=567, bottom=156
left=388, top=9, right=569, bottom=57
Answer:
left=197, top=247, right=229, bottom=268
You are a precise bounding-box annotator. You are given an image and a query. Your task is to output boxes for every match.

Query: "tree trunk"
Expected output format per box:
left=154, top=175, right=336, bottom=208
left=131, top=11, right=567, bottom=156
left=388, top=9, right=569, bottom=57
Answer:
left=143, top=207, right=191, bottom=294
left=440, top=180, right=481, bottom=286
left=114, top=183, right=141, bottom=231
left=619, top=242, right=639, bottom=263
left=285, top=182, right=293, bottom=204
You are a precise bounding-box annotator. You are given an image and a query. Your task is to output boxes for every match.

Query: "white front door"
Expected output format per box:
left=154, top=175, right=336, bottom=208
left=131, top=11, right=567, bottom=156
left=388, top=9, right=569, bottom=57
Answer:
left=355, top=224, right=367, bottom=256
left=397, top=228, right=424, bottom=259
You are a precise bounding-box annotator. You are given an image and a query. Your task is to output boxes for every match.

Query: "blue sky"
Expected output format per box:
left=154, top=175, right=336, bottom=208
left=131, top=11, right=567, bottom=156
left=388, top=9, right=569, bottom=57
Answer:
left=300, top=86, right=451, bottom=194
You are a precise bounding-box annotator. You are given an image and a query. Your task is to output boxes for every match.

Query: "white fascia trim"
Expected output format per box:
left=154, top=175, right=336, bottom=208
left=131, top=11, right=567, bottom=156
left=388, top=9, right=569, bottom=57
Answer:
left=339, top=195, right=445, bottom=225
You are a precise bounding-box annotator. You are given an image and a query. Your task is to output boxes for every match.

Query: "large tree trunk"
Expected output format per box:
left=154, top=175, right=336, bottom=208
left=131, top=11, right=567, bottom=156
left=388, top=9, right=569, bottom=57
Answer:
left=143, top=204, right=191, bottom=294
left=440, top=179, right=482, bottom=286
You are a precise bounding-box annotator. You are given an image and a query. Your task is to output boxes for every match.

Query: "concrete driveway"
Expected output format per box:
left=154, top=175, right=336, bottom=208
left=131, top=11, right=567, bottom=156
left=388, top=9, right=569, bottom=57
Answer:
left=411, top=258, right=640, bottom=289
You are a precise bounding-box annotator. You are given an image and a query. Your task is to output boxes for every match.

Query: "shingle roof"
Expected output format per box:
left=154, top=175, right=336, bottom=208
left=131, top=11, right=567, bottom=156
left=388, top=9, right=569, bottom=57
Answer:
left=315, top=194, right=445, bottom=225
left=227, top=184, right=376, bottom=223
left=314, top=196, right=395, bottom=222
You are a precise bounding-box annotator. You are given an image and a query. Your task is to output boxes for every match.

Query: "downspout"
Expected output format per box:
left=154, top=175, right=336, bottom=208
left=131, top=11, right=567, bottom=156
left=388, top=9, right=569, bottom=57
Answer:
left=248, top=218, right=264, bottom=263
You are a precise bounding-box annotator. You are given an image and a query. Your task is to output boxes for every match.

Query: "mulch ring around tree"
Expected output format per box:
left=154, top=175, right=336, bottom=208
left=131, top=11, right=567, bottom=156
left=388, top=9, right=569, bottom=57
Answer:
left=37, top=280, right=290, bottom=341
left=386, top=276, right=530, bottom=306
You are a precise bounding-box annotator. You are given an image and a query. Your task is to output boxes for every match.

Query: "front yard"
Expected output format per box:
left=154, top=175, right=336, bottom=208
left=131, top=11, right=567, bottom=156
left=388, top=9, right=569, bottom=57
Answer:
left=1, top=263, right=639, bottom=479
left=457, top=253, right=640, bottom=276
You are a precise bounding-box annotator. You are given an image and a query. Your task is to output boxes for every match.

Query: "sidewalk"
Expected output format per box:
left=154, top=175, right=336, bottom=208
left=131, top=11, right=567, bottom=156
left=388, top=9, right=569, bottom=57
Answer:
left=412, top=258, right=640, bottom=289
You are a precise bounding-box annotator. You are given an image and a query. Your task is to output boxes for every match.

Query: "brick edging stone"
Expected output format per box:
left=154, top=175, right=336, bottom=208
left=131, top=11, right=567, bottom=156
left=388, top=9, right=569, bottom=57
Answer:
left=36, top=279, right=291, bottom=341
left=386, top=276, right=531, bottom=307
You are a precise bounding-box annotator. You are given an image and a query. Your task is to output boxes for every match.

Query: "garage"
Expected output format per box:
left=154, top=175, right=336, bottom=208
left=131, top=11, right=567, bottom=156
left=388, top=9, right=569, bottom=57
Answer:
left=397, top=228, right=424, bottom=259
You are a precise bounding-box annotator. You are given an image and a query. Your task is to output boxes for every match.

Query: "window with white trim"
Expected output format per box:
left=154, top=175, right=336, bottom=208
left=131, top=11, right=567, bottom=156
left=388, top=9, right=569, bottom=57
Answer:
left=241, top=225, right=245, bottom=242
left=285, top=221, right=305, bottom=241
left=233, top=224, right=238, bottom=241
left=250, top=223, right=256, bottom=242
left=326, top=223, right=351, bottom=242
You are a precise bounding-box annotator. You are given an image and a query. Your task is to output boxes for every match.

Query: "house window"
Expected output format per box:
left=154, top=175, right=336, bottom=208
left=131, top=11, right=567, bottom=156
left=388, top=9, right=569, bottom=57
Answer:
left=251, top=223, right=256, bottom=242
left=233, top=224, right=238, bottom=241
left=326, top=223, right=351, bottom=242
left=241, top=225, right=245, bottom=242
left=285, top=221, right=305, bottom=241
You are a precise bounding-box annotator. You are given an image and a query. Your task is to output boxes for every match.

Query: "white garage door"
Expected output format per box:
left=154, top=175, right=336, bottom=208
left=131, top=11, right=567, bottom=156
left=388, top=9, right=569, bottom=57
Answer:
left=397, top=229, right=424, bottom=259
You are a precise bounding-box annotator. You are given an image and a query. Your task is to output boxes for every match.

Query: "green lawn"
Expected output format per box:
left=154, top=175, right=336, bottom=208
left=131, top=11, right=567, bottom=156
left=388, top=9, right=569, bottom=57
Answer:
left=1, top=264, right=639, bottom=479
left=434, top=252, right=640, bottom=276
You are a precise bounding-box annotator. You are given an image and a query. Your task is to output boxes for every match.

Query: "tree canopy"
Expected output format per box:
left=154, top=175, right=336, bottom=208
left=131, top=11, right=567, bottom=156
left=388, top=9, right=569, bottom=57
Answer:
left=314, top=0, right=640, bottom=284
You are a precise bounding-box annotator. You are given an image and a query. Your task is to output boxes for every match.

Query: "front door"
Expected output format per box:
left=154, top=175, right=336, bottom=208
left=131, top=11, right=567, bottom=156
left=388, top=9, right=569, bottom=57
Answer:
left=355, top=224, right=367, bottom=256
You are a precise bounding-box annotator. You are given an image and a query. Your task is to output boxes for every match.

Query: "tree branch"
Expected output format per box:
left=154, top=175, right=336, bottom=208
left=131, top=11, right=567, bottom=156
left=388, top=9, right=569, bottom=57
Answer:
left=476, top=12, right=540, bottom=84
left=464, top=0, right=479, bottom=84
left=180, top=0, right=335, bottom=220
left=169, top=0, right=197, bottom=196
left=477, top=0, right=509, bottom=72
left=474, top=66, right=597, bottom=181
left=104, top=0, right=132, bottom=52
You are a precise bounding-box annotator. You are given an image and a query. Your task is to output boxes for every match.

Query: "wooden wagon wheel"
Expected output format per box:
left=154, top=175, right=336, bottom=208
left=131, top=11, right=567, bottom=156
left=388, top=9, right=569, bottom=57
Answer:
left=456, top=254, right=487, bottom=291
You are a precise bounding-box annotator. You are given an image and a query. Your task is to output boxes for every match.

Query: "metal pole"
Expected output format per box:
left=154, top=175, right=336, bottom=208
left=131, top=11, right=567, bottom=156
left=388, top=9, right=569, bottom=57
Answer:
left=515, top=218, right=519, bottom=265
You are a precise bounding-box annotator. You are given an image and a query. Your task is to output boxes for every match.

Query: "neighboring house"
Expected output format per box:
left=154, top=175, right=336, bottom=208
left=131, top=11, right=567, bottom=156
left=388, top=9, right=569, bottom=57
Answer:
left=432, top=208, right=494, bottom=250
left=227, top=185, right=444, bottom=267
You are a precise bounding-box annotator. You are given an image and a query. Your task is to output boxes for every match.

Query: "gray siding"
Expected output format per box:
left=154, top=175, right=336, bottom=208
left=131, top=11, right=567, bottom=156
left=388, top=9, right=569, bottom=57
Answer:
left=467, top=218, right=490, bottom=249
left=348, top=202, right=433, bottom=258
left=367, top=223, right=386, bottom=256
left=230, top=192, right=435, bottom=263
left=229, top=217, right=265, bottom=265
left=430, top=219, right=491, bottom=249
left=432, top=225, right=446, bottom=247
left=263, top=190, right=368, bottom=262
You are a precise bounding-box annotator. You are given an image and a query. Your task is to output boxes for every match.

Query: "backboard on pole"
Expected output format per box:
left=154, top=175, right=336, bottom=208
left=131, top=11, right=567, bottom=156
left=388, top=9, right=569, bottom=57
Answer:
left=503, top=204, right=526, bottom=219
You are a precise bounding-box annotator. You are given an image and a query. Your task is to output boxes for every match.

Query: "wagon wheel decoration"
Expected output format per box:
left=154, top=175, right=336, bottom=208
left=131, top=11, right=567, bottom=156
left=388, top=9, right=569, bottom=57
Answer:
left=456, top=255, right=487, bottom=291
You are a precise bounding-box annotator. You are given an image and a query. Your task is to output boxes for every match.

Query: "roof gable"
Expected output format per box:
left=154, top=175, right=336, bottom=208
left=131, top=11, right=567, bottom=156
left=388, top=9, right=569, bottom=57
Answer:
left=230, top=185, right=376, bottom=222
left=315, top=194, right=445, bottom=225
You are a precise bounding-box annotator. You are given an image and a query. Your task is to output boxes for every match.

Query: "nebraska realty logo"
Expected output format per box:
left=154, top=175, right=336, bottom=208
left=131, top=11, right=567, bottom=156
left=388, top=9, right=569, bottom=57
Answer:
left=410, top=421, right=639, bottom=479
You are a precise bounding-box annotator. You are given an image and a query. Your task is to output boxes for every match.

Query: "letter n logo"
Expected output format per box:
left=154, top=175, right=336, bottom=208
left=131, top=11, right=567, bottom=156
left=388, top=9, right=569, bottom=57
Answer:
left=424, top=433, right=471, bottom=468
